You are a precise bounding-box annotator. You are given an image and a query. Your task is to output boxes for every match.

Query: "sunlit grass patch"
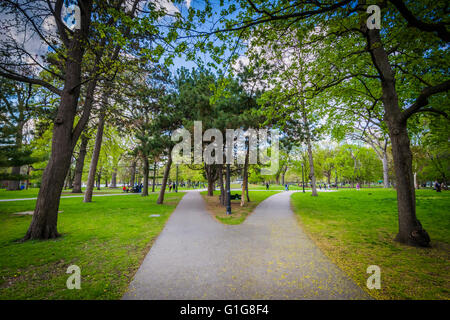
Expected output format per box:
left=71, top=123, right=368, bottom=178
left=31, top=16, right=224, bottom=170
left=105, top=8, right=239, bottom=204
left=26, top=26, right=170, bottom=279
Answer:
left=291, top=188, right=450, bottom=300
left=0, top=192, right=184, bottom=299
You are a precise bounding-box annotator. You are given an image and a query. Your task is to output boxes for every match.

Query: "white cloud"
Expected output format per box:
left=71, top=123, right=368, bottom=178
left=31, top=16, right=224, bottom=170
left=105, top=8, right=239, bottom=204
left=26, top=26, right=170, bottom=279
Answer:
left=152, top=0, right=180, bottom=15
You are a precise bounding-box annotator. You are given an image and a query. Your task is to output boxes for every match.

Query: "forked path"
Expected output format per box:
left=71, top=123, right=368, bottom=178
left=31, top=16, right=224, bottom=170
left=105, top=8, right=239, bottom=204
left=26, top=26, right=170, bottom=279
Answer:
left=123, top=191, right=370, bottom=299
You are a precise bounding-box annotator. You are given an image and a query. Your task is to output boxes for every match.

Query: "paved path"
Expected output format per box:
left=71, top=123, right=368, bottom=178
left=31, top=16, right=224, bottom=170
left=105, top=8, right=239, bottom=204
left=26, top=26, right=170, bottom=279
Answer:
left=123, top=191, right=369, bottom=300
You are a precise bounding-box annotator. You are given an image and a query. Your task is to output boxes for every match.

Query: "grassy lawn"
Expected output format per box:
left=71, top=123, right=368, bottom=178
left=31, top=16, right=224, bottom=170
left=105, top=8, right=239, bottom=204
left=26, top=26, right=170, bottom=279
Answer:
left=0, top=187, right=137, bottom=200
left=0, top=192, right=185, bottom=299
left=0, top=184, right=304, bottom=200
left=291, top=188, right=450, bottom=300
left=200, top=190, right=279, bottom=225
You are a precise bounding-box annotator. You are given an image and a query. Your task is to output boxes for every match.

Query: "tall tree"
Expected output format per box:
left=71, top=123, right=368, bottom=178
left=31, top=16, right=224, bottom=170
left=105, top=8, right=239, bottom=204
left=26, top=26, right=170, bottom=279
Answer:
left=193, top=0, right=449, bottom=246
left=0, top=78, right=37, bottom=190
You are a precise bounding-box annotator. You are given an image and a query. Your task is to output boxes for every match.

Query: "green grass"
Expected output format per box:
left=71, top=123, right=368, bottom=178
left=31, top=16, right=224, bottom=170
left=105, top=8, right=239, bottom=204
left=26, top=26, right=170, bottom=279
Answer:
left=0, top=187, right=135, bottom=200
left=200, top=190, right=279, bottom=225
left=0, top=184, right=303, bottom=200
left=291, top=188, right=450, bottom=300
left=0, top=192, right=184, bottom=299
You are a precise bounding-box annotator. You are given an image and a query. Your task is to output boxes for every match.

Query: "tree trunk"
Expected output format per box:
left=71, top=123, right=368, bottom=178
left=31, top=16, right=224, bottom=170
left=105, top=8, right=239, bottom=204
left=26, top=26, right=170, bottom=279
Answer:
left=68, top=168, right=74, bottom=189
left=218, top=164, right=225, bottom=205
left=142, top=156, right=149, bottom=196
left=7, top=121, right=24, bottom=191
left=306, top=140, right=318, bottom=196
left=157, top=152, right=172, bottom=204
left=389, top=124, right=429, bottom=246
left=64, top=167, right=72, bottom=189
left=300, top=96, right=318, bottom=197
left=25, top=166, right=31, bottom=189
left=84, top=112, right=106, bottom=202
left=96, top=169, right=102, bottom=190
left=111, top=168, right=117, bottom=188
left=152, top=162, right=157, bottom=192
left=246, top=174, right=250, bottom=201
left=205, top=164, right=217, bottom=196
left=413, top=172, right=418, bottom=189
left=24, top=142, right=73, bottom=240
left=382, top=153, right=390, bottom=188
left=335, top=172, right=338, bottom=189
left=23, top=4, right=94, bottom=240
left=365, top=26, right=430, bottom=246
left=72, top=133, right=89, bottom=193
left=207, top=175, right=215, bottom=196
left=7, top=166, right=21, bottom=191
left=241, top=146, right=250, bottom=207
left=130, top=160, right=136, bottom=186
left=280, top=166, right=286, bottom=186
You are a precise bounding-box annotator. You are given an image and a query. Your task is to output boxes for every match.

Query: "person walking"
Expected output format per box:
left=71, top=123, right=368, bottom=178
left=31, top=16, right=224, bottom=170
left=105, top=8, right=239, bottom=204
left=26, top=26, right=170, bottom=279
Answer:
left=356, top=182, right=360, bottom=191
left=266, top=182, right=269, bottom=190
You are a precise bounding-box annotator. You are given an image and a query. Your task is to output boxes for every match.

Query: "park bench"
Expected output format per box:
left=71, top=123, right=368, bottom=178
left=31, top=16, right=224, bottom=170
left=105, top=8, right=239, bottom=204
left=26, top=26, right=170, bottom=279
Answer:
left=230, top=194, right=241, bottom=200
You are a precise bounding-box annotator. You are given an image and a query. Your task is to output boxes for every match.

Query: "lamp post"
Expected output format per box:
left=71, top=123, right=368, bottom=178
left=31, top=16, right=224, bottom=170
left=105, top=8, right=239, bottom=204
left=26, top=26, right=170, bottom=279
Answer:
left=175, top=164, right=179, bottom=193
left=301, top=162, right=305, bottom=193
left=226, top=163, right=231, bottom=215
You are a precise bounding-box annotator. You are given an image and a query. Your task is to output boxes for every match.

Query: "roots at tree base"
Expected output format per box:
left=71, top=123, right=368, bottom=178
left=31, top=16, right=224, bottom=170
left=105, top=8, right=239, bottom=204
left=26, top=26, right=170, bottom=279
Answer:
left=23, top=225, right=61, bottom=241
left=394, top=219, right=431, bottom=247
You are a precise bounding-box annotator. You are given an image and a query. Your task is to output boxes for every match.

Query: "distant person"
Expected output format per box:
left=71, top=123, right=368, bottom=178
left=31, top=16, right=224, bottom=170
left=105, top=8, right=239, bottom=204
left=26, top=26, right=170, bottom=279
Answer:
left=168, top=182, right=172, bottom=192
left=122, top=185, right=126, bottom=192
left=435, top=181, right=441, bottom=192
left=356, top=182, right=360, bottom=191
left=266, top=182, right=269, bottom=190
left=319, top=184, right=322, bottom=190
left=324, top=184, right=327, bottom=190
left=285, top=184, right=289, bottom=191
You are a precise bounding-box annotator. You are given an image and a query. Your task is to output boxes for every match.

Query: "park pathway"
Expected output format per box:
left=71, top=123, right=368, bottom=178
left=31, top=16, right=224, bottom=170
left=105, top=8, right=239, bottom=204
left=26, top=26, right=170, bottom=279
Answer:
left=123, top=191, right=370, bottom=300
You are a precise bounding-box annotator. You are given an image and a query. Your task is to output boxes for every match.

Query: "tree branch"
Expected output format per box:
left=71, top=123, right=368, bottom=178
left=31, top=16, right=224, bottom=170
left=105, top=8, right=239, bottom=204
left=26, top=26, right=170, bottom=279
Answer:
left=389, top=0, right=450, bottom=42
left=412, top=107, right=449, bottom=119
left=0, top=68, right=62, bottom=96
left=400, top=80, right=450, bottom=122
left=46, top=0, right=73, bottom=47
left=207, top=0, right=352, bottom=35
